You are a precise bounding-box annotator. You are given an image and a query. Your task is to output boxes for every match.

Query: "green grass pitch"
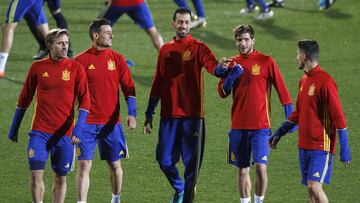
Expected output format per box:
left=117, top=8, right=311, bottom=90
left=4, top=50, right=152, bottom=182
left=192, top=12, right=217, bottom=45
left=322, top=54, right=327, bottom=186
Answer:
left=0, top=0, right=359, bottom=202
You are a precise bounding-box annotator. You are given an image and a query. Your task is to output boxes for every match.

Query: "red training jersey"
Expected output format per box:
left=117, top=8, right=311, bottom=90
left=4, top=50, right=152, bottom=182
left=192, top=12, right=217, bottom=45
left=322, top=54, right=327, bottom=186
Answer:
left=111, top=0, right=144, bottom=7
left=218, top=50, right=292, bottom=129
left=150, top=35, right=219, bottom=118
left=17, top=57, right=90, bottom=136
left=75, top=47, right=135, bottom=124
left=288, top=66, right=347, bottom=153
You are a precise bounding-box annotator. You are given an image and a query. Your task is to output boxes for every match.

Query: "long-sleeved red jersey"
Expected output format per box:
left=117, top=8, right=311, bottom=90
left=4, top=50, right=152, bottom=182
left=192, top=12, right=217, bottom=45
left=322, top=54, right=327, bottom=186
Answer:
left=150, top=35, right=219, bottom=118
left=218, top=50, right=292, bottom=129
left=17, top=57, right=90, bottom=136
left=288, top=66, right=347, bottom=153
left=75, top=47, right=135, bottom=124
left=111, top=0, right=144, bottom=7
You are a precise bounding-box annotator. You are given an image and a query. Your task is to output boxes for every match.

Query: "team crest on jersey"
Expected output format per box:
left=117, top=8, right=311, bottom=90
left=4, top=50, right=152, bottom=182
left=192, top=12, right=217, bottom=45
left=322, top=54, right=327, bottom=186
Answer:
left=107, top=60, right=116, bottom=71
left=308, top=83, right=315, bottom=96
left=251, top=64, right=260, bottom=75
left=182, top=49, right=191, bottom=61
left=62, top=69, right=70, bottom=81
left=88, top=64, right=95, bottom=70
left=76, top=147, right=81, bottom=157
left=42, top=72, right=49, bottom=77
left=231, top=152, right=236, bottom=161
left=28, top=148, right=35, bottom=158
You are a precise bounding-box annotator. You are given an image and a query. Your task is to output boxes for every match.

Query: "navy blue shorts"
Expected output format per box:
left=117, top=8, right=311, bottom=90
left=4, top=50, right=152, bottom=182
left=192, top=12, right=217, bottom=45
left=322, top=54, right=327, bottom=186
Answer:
left=103, top=2, right=155, bottom=29
left=228, top=129, right=271, bottom=168
left=156, top=118, right=205, bottom=172
left=6, top=0, right=47, bottom=25
left=28, top=130, right=75, bottom=176
left=77, top=123, right=128, bottom=162
left=299, top=149, right=333, bottom=185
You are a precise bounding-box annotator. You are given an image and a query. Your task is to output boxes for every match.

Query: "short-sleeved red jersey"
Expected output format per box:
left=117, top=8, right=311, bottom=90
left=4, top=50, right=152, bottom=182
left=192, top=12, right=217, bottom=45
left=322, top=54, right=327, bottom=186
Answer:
left=218, top=50, right=292, bottom=129
left=288, top=66, right=347, bottom=153
left=75, top=47, right=135, bottom=124
left=17, top=57, right=90, bottom=136
left=149, top=35, right=219, bottom=118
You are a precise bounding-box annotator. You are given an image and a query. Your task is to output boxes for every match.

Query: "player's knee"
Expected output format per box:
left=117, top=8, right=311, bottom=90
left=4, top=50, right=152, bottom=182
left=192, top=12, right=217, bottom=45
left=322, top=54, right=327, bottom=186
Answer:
left=158, top=160, right=172, bottom=171
left=30, top=169, right=44, bottom=183
left=54, top=173, right=67, bottom=185
left=307, top=182, right=322, bottom=195
left=146, top=27, right=159, bottom=37
left=2, top=23, right=17, bottom=33
left=108, top=160, right=122, bottom=175
left=238, top=167, right=250, bottom=176
left=255, top=163, right=267, bottom=174
left=112, top=165, right=123, bottom=177
left=77, top=160, right=92, bottom=173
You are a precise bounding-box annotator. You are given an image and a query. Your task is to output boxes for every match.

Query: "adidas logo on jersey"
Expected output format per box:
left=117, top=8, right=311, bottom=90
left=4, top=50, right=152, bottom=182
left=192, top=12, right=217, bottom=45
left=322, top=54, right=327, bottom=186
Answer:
left=64, top=163, right=70, bottom=168
left=88, top=64, right=95, bottom=70
left=313, top=172, right=320, bottom=178
left=42, top=72, right=49, bottom=77
left=119, top=150, right=125, bottom=155
left=261, top=156, right=268, bottom=161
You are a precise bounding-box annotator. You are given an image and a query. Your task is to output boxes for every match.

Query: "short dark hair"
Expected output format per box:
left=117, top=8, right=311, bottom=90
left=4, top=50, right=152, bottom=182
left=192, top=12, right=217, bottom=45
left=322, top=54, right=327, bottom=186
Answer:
left=234, top=24, right=255, bottom=39
left=297, top=39, right=319, bottom=62
left=89, top=18, right=111, bottom=40
left=46, top=28, right=68, bottom=47
left=172, top=7, right=192, bottom=21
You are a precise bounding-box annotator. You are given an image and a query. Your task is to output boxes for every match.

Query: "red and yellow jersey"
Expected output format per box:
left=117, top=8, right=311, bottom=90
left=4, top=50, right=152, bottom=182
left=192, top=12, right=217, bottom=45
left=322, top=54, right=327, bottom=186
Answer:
left=150, top=35, right=219, bottom=118
left=75, top=47, right=135, bottom=124
left=17, top=57, right=90, bottom=136
left=218, top=50, right=292, bottom=129
left=111, top=0, right=144, bottom=7
left=288, top=66, right=347, bottom=153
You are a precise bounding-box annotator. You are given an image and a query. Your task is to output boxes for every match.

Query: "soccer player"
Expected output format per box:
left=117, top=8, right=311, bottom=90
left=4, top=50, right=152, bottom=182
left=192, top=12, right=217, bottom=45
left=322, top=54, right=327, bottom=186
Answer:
left=172, top=0, right=207, bottom=28
left=25, top=0, right=74, bottom=60
left=99, top=0, right=164, bottom=51
left=74, top=18, right=136, bottom=203
left=217, top=24, right=295, bottom=203
left=7, top=28, right=90, bottom=203
left=240, top=0, right=274, bottom=20
left=143, top=8, right=228, bottom=203
left=269, top=39, right=351, bottom=203
left=0, top=0, right=49, bottom=77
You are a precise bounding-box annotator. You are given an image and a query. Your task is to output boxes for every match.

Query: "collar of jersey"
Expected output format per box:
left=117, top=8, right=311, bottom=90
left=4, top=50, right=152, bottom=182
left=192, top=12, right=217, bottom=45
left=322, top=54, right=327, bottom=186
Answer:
left=305, top=65, right=321, bottom=77
left=48, top=56, right=69, bottom=65
left=173, top=35, right=193, bottom=44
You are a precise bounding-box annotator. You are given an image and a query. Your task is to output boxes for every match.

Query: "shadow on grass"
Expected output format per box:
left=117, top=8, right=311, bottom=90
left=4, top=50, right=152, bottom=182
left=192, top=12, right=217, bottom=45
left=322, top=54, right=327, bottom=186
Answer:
left=284, top=6, right=323, bottom=14
left=252, top=20, right=297, bottom=41
left=191, top=30, right=234, bottom=49
left=324, top=9, right=352, bottom=20
left=1, top=76, right=24, bottom=85
left=284, top=7, right=352, bottom=20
